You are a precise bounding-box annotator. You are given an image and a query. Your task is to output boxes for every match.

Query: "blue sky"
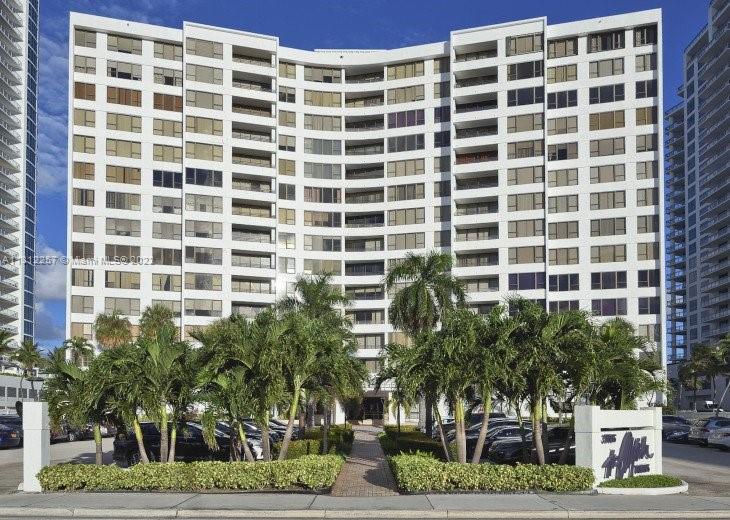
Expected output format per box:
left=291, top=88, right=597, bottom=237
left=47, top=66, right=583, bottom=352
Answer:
left=34, top=0, right=706, bottom=348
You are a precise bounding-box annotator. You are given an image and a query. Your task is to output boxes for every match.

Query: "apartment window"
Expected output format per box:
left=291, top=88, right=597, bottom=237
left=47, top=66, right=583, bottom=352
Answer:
left=507, top=86, right=544, bottom=106
left=106, top=218, right=140, bottom=237
left=636, top=106, right=658, bottom=126
left=303, top=186, right=340, bottom=203
left=107, top=113, right=141, bottom=133
left=434, top=106, right=450, bottom=123
left=588, top=30, right=625, bottom=53
left=548, top=168, right=578, bottom=187
left=637, top=187, right=659, bottom=207
left=153, top=196, right=182, bottom=214
left=304, top=90, right=341, bottom=107
left=635, top=53, right=657, bottom=72
left=508, top=272, right=546, bottom=290
left=388, top=159, right=424, bottom=177
left=590, top=190, right=625, bottom=210
left=107, top=86, right=141, bottom=106
left=508, top=219, right=544, bottom=238
left=508, top=246, right=544, bottom=265
left=388, top=232, right=425, bottom=250
left=105, top=244, right=140, bottom=262
left=548, top=142, right=578, bottom=161
left=304, top=138, right=341, bottom=155
left=547, top=116, right=577, bottom=135
left=106, top=165, right=141, bottom=185
left=634, top=24, right=658, bottom=47
left=107, top=60, right=141, bottom=80
left=186, top=63, right=223, bottom=85
left=549, top=274, right=579, bottom=292
left=73, top=162, right=95, bottom=180
left=637, top=215, right=660, bottom=234
left=105, top=271, right=140, bottom=290
left=638, top=269, right=661, bottom=288
left=303, top=259, right=341, bottom=275
left=636, top=133, right=658, bottom=152
left=304, top=114, right=342, bottom=131
left=154, top=93, right=183, bottom=112
left=279, top=135, right=296, bottom=152
left=154, top=41, right=182, bottom=61
left=546, top=64, right=576, bottom=83
left=278, top=208, right=295, bottom=225
left=548, top=221, right=579, bottom=239
left=388, top=134, right=425, bottom=152
left=636, top=160, right=658, bottom=180
left=547, top=89, right=576, bottom=109
left=186, top=37, right=222, bottom=59
left=589, top=58, right=623, bottom=78
left=548, top=194, right=578, bottom=213
left=72, top=242, right=94, bottom=259
left=279, top=86, right=296, bottom=103
left=73, top=108, right=95, bottom=127
left=154, top=119, right=182, bottom=137
left=74, top=28, right=96, bottom=48
left=152, top=248, right=182, bottom=266
left=638, top=297, right=661, bottom=315
left=105, top=297, right=140, bottom=316
left=186, top=194, right=222, bottom=213
left=591, top=217, right=626, bottom=236
left=388, top=110, right=424, bottom=128
left=185, top=116, right=223, bottom=136
left=636, top=79, right=658, bottom=98
left=547, top=37, right=577, bottom=58
left=186, top=90, right=223, bottom=110
left=591, top=271, right=627, bottom=290
left=304, top=163, right=341, bottom=180
left=279, top=233, right=296, bottom=249
left=279, top=110, right=296, bottom=127
left=507, top=139, right=543, bottom=159
left=303, top=211, right=341, bottom=227
left=434, top=205, right=451, bottom=223
left=73, top=215, right=94, bottom=233
left=279, top=61, right=296, bottom=79
left=74, top=55, right=96, bottom=74
left=507, top=166, right=544, bottom=185
left=106, top=191, right=140, bottom=211
left=71, top=295, right=94, bottom=315
left=388, top=183, right=424, bottom=201
left=433, top=80, right=449, bottom=97
left=506, top=33, right=543, bottom=56
left=72, top=188, right=94, bottom=207
left=388, top=208, right=425, bottom=226
left=589, top=83, right=624, bottom=104
left=73, top=135, right=95, bottom=154
left=591, top=244, right=626, bottom=263
left=433, top=57, right=450, bottom=74
left=590, top=137, right=625, bottom=157
left=589, top=110, right=625, bottom=130
left=74, top=82, right=95, bottom=101
left=185, top=220, right=221, bottom=239
left=106, top=139, right=141, bottom=159
left=387, top=60, right=424, bottom=80
left=185, top=299, right=222, bottom=317
left=185, top=273, right=222, bottom=291
left=434, top=180, right=450, bottom=197
left=152, top=170, right=181, bottom=189
left=185, top=142, right=222, bottom=162
left=507, top=60, right=543, bottom=81
left=550, top=248, right=579, bottom=266
left=508, top=113, right=543, bottom=133
left=387, top=85, right=425, bottom=104
left=184, top=167, right=221, bottom=187
left=508, top=192, right=543, bottom=212
left=592, top=298, right=627, bottom=316
left=590, top=164, right=625, bottom=183
left=185, top=246, right=222, bottom=265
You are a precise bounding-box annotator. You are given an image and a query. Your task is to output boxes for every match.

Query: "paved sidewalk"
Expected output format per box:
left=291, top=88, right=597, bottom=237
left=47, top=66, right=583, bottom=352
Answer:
left=4, top=492, right=730, bottom=518
left=330, top=425, right=398, bottom=496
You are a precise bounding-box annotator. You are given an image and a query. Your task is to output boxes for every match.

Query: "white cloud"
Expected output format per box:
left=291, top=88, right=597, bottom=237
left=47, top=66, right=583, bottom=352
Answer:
left=34, top=301, right=64, bottom=343
left=34, top=240, right=66, bottom=302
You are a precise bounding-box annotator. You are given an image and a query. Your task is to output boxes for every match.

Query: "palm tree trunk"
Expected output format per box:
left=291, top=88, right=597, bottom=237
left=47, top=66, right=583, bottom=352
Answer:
left=322, top=402, right=330, bottom=454
left=424, top=396, right=433, bottom=437
left=159, top=405, right=169, bottom=463
left=433, top=405, right=450, bottom=462
left=238, top=423, right=255, bottom=462
left=471, top=391, right=491, bottom=463
left=454, top=398, right=467, bottom=463
left=132, top=418, right=150, bottom=464
left=167, top=424, right=177, bottom=462
left=278, top=384, right=301, bottom=460
left=261, top=411, right=272, bottom=461
left=93, top=422, right=103, bottom=465
left=531, top=399, right=546, bottom=465
left=516, top=409, right=529, bottom=463
left=558, top=414, right=575, bottom=465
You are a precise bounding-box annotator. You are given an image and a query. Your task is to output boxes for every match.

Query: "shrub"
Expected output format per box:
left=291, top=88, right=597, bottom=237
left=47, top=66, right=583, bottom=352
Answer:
left=599, top=474, right=683, bottom=488
left=389, top=454, right=594, bottom=493
left=37, top=455, right=344, bottom=492
left=379, top=426, right=446, bottom=460
left=273, top=425, right=354, bottom=459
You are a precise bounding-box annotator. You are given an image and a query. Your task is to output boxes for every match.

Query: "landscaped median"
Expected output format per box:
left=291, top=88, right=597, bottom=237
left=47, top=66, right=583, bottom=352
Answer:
left=37, top=455, right=344, bottom=492
left=598, top=474, right=688, bottom=495
left=273, top=425, right=354, bottom=459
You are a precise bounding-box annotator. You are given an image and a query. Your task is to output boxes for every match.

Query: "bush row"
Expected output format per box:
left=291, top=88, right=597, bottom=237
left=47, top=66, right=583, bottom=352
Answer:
left=274, top=425, right=354, bottom=459
left=599, top=474, right=683, bottom=488
left=379, top=425, right=447, bottom=460
left=389, top=454, right=594, bottom=493
left=37, top=455, right=343, bottom=492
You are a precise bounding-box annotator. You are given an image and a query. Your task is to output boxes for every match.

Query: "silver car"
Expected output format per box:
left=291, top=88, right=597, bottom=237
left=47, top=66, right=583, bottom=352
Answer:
left=708, top=427, right=730, bottom=450
left=689, top=417, right=730, bottom=445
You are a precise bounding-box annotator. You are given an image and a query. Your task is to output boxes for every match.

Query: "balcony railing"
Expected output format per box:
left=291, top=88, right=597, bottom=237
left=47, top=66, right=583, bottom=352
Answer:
left=455, top=49, right=497, bottom=62
left=455, top=152, right=498, bottom=165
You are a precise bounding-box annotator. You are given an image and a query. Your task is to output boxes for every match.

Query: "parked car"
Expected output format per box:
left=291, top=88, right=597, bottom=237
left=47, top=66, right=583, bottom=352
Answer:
left=488, top=426, right=574, bottom=465
left=447, top=418, right=520, bottom=442
left=465, top=425, right=532, bottom=460
left=689, top=417, right=730, bottom=445
left=663, top=423, right=690, bottom=442
left=215, top=422, right=263, bottom=460
left=663, top=415, right=691, bottom=426
left=0, top=423, right=22, bottom=448
left=50, top=423, right=85, bottom=443
left=436, top=412, right=508, bottom=439
left=708, top=427, right=730, bottom=450
left=697, top=401, right=724, bottom=413
left=271, top=418, right=302, bottom=439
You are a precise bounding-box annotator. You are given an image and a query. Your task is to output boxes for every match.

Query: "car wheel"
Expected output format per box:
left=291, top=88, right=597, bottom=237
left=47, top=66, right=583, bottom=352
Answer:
left=68, top=432, right=76, bottom=442
left=127, top=452, right=141, bottom=467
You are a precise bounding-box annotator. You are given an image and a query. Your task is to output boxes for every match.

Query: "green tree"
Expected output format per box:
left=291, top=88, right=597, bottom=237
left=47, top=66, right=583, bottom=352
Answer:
left=62, top=336, right=93, bottom=367
left=94, top=312, right=132, bottom=350
left=10, top=339, right=43, bottom=397
left=139, top=304, right=176, bottom=342
left=691, top=344, right=723, bottom=405
left=715, top=335, right=730, bottom=407
left=678, top=359, right=703, bottom=411
left=0, top=329, right=14, bottom=358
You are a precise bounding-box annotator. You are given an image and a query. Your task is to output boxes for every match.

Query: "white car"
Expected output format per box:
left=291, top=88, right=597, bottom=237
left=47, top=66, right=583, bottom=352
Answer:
left=708, top=427, right=730, bottom=450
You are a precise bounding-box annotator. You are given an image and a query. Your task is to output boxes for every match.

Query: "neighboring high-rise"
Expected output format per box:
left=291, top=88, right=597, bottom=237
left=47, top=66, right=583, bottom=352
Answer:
left=67, top=9, right=664, bottom=421
left=666, top=0, right=728, bottom=406
left=0, top=0, right=38, bottom=345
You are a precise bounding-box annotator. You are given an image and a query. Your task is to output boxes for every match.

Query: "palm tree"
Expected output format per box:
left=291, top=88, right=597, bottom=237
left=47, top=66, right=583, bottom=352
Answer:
left=678, top=359, right=703, bottom=411
left=715, top=335, right=730, bottom=408
left=94, top=312, right=132, bottom=349
left=0, top=329, right=13, bottom=358
left=691, top=344, right=723, bottom=405
left=62, top=336, right=94, bottom=367
left=385, top=251, right=466, bottom=435
left=138, top=304, right=176, bottom=341
left=10, top=339, right=43, bottom=398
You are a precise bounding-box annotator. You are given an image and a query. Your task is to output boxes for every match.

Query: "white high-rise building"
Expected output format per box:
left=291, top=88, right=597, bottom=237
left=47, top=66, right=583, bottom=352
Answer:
left=0, top=0, right=38, bottom=346
left=67, top=10, right=664, bottom=420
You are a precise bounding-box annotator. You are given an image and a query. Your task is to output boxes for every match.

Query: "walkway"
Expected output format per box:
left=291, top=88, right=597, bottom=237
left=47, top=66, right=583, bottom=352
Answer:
left=330, top=425, right=398, bottom=497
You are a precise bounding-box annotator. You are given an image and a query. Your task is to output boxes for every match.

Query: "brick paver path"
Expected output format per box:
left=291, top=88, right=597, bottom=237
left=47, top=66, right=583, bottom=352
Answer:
left=330, top=425, right=399, bottom=496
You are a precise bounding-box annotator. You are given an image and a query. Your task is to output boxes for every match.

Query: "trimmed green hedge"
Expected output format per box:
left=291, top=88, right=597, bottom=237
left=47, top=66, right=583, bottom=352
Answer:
left=390, top=454, right=594, bottom=493
left=600, top=474, right=683, bottom=488
left=273, top=425, right=354, bottom=459
left=379, top=425, right=447, bottom=460
left=37, top=455, right=343, bottom=492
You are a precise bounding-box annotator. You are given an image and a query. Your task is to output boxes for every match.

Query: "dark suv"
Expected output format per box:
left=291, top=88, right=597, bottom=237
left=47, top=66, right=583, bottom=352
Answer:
left=488, top=426, right=574, bottom=465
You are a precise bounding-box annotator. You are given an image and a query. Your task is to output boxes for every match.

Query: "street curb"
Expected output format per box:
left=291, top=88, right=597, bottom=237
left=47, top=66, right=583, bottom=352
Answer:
left=595, top=480, right=689, bottom=495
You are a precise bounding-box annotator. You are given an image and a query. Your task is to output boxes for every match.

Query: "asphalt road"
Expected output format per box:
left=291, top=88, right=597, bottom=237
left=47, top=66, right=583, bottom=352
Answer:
left=663, top=440, right=730, bottom=495
left=0, top=438, right=114, bottom=493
